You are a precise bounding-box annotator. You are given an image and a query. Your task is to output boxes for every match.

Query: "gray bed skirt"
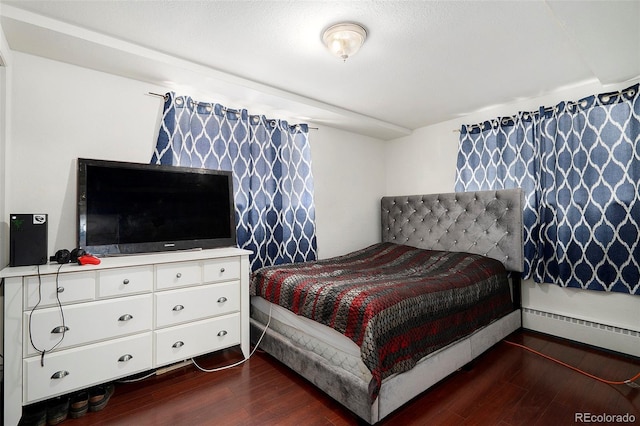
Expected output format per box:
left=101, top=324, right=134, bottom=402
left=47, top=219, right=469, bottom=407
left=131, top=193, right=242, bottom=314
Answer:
left=250, top=310, right=521, bottom=424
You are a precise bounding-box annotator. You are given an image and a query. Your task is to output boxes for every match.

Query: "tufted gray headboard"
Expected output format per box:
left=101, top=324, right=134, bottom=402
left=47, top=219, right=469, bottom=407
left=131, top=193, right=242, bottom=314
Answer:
left=381, top=189, right=524, bottom=273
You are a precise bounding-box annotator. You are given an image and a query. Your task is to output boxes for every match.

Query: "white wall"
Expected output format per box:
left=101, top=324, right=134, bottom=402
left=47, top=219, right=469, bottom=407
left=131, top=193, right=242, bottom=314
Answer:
left=310, top=125, right=386, bottom=259
left=4, top=52, right=386, bottom=263
left=7, top=53, right=164, bottom=253
left=384, top=120, right=460, bottom=196
left=384, top=78, right=640, bottom=344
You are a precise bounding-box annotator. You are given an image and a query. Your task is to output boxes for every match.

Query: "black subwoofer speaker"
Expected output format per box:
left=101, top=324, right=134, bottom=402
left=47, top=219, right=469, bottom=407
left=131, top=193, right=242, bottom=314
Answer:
left=10, top=214, right=48, bottom=267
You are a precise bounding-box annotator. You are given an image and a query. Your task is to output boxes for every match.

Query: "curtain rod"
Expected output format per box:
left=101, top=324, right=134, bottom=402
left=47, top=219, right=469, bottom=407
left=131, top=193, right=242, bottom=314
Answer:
left=452, top=84, right=637, bottom=133
left=147, top=92, right=318, bottom=130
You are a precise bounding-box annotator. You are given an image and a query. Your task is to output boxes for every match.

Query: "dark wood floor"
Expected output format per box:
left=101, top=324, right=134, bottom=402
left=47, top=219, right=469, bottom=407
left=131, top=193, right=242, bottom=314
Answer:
left=64, top=329, right=638, bottom=425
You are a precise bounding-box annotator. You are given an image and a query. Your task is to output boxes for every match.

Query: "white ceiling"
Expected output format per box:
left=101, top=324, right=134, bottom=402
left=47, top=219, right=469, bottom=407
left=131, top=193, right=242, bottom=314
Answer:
left=1, top=0, right=639, bottom=140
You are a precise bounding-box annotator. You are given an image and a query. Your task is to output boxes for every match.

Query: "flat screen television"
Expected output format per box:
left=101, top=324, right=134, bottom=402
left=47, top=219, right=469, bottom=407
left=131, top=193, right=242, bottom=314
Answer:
left=77, top=158, right=236, bottom=256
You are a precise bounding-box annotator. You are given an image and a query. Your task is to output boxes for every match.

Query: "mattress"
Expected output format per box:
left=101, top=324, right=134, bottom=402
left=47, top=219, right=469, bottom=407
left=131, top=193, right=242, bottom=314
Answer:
left=251, top=295, right=371, bottom=381
left=250, top=242, right=513, bottom=400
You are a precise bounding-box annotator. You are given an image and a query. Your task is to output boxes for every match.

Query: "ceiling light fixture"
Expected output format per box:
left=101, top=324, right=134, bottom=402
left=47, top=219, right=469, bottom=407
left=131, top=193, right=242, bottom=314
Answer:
left=322, top=22, right=367, bottom=62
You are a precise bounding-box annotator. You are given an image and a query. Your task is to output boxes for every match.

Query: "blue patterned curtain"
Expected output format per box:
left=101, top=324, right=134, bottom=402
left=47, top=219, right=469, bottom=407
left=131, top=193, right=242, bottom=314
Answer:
left=455, top=84, right=639, bottom=295
left=455, top=112, right=539, bottom=279
left=152, top=92, right=318, bottom=271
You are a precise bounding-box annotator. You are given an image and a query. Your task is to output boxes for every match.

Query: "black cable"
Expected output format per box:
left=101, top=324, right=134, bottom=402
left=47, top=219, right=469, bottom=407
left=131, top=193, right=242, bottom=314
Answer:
left=28, top=264, right=67, bottom=366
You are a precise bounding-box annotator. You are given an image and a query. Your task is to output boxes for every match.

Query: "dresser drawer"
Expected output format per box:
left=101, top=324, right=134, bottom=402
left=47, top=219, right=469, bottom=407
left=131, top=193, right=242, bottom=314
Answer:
left=24, top=271, right=96, bottom=309
left=155, top=281, right=239, bottom=328
left=25, top=294, right=153, bottom=356
left=24, top=333, right=152, bottom=403
left=154, top=313, right=240, bottom=366
left=98, top=266, right=153, bottom=298
left=155, top=261, right=201, bottom=290
left=203, top=257, right=240, bottom=283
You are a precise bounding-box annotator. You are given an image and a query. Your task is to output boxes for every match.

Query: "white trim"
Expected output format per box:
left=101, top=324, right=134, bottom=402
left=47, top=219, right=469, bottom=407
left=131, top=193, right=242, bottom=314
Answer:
left=523, top=308, right=640, bottom=357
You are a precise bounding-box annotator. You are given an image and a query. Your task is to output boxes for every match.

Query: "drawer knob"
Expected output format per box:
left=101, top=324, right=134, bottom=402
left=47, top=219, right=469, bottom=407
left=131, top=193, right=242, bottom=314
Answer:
left=176, top=272, right=182, bottom=279
left=123, top=279, right=130, bottom=285
left=57, top=286, right=64, bottom=293
left=172, top=341, right=184, bottom=348
left=51, top=326, right=69, bottom=334
left=172, top=304, right=185, bottom=312
left=220, top=267, right=226, bottom=273
left=118, top=354, right=133, bottom=362
left=217, top=330, right=228, bottom=337
left=51, top=370, right=69, bottom=380
left=217, top=297, right=227, bottom=303
left=118, top=314, right=134, bottom=322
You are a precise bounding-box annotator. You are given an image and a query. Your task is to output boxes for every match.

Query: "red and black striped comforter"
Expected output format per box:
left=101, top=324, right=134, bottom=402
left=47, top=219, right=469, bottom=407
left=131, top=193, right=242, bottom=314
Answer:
left=250, top=242, right=513, bottom=401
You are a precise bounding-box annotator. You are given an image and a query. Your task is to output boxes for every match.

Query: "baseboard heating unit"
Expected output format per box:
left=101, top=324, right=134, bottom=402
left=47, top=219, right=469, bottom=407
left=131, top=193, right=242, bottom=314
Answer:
left=522, top=308, right=640, bottom=358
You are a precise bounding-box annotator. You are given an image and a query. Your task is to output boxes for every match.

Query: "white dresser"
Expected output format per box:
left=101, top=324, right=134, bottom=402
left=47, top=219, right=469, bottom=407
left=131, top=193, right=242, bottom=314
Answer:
left=1, top=247, right=251, bottom=426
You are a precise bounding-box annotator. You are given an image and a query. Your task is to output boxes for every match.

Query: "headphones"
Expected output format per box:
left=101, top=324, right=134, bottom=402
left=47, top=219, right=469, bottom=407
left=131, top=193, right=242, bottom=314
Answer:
left=50, top=248, right=89, bottom=264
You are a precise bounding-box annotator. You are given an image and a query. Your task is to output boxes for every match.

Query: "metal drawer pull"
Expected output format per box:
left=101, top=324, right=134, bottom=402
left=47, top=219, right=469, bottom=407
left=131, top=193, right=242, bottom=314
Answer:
left=51, top=326, right=69, bottom=334
left=217, top=330, right=227, bottom=337
left=118, top=314, right=133, bottom=322
left=220, top=267, right=226, bottom=273
left=172, top=304, right=184, bottom=311
left=176, top=272, right=182, bottom=278
left=57, top=286, right=64, bottom=293
left=51, top=370, right=69, bottom=379
left=118, top=354, right=133, bottom=362
left=172, top=341, right=184, bottom=348
left=217, top=297, right=227, bottom=303
left=123, top=279, right=130, bottom=285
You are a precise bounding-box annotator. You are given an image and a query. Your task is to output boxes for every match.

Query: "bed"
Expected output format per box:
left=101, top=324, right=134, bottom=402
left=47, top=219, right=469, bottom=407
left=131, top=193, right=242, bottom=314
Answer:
left=249, top=188, right=524, bottom=424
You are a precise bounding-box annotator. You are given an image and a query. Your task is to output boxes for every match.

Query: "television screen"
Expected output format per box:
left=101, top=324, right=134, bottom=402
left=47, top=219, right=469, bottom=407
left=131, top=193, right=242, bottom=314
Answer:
left=77, top=158, right=236, bottom=256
